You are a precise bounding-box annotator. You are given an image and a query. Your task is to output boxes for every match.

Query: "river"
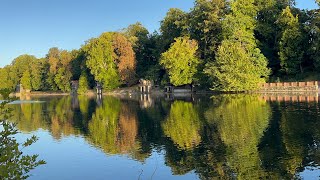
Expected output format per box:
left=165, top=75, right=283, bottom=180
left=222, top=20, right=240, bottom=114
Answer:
left=7, top=94, right=320, bottom=179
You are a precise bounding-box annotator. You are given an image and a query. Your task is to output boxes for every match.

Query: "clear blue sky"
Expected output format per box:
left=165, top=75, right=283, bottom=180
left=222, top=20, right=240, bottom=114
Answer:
left=0, top=0, right=317, bottom=67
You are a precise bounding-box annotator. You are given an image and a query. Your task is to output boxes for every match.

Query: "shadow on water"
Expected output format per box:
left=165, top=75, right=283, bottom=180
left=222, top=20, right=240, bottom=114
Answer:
left=7, top=94, right=320, bottom=179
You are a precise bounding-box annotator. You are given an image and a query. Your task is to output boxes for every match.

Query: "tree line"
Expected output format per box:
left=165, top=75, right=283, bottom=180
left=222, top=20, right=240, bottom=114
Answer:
left=1, top=0, right=320, bottom=92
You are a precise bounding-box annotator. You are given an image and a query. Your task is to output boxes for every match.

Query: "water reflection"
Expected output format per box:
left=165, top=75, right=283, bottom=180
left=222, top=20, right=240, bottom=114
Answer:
left=8, top=94, right=320, bottom=179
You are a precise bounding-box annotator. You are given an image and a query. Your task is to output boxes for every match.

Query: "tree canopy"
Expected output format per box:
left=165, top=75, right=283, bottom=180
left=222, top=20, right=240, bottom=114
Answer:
left=160, top=37, right=200, bottom=86
left=1, top=0, right=320, bottom=92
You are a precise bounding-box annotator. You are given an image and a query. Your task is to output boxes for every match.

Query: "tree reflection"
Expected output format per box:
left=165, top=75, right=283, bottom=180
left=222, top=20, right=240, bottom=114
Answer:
left=11, top=102, right=49, bottom=132
left=7, top=94, right=320, bottom=179
left=205, top=95, right=272, bottom=179
left=162, top=101, right=202, bottom=150
left=47, top=96, right=80, bottom=139
left=259, top=101, right=320, bottom=178
left=86, top=97, right=147, bottom=161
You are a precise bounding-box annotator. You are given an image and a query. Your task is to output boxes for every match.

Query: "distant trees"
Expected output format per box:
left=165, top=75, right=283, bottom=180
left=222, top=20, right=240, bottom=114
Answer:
left=160, top=37, right=200, bottom=86
left=1, top=0, right=320, bottom=92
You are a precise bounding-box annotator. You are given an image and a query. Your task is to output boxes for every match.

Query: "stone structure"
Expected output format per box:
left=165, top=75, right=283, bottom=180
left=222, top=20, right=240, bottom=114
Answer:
left=139, top=79, right=153, bottom=94
left=260, top=81, right=319, bottom=92
left=165, top=84, right=192, bottom=94
left=71, top=80, right=79, bottom=94
left=16, top=84, right=23, bottom=93
left=16, top=84, right=30, bottom=94
left=96, top=82, right=103, bottom=94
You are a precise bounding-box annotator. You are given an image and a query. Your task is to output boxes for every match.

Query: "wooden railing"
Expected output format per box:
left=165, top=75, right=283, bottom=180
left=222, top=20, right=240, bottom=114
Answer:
left=262, top=81, right=319, bottom=88
left=260, top=81, right=319, bottom=92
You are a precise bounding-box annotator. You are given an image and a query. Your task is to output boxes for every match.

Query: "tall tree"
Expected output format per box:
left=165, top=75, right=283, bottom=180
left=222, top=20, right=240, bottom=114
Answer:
left=160, top=37, right=199, bottom=86
left=21, top=70, right=32, bottom=91
left=160, top=8, right=189, bottom=52
left=122, top=23, right=161, bottom=80
left=0, top=67, right=15, bottom=90
left=83, top=32, right=120, bottom=90
left=54, top=50, right=73, bottom=92
left=255, top=0, right=297, bottom=75
left=10, top=55, right=37, bottom=89
left=189, top=0, right=227, bottom=61
left=189, top=0, right=228, bottom=88
left=46, top=48, right=60, bottom=91
left=112, top=33, right=136, bottom=86
left=278, top=6, right=304, bottom=74
left=31, top=58, right=48, bottom=91
left=205, top=0, right=270, bottom=91
left=77, top=71, right=89, bottom=95
left=308, top=5, right=320, bottom=69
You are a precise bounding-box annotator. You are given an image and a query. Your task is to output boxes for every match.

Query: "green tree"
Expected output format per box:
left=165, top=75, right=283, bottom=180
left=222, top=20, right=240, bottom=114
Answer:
left=189, top=0, right=227, bottom=62
left=122, top=22, right=149, bottom=48
left=0, top=67, right=15, bottom=90
left=0, top=90, right=45, bottom=179
left=160, top=37, right=200, bottom=86
left=11, top=55, right=36, bottom=81
left=83, top=32, right=121, bottom=90
left=46, top=47, right=60, bottom=91
left=21, top=70, right=32, bottom=91
left=278, top=6, right=304, bottom=74
left=307, top=7, right=320, bottom=70
left=78, top=72, right=89, bottom=94
left=205, top=0, right=270, bottom=91
left=122, top=23, right=161, bottom=80
left=31, top=58, right=48, bottom=91
left=160, top=8, right=189, bottom=51
left=54, top=50, right=73, bottom=92
left=188, top=0, right=228, bottom=88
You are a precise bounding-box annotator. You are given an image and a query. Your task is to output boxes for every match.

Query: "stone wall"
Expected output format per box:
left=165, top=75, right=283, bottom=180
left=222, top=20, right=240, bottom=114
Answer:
left=260, top=81, right=319, bottom=92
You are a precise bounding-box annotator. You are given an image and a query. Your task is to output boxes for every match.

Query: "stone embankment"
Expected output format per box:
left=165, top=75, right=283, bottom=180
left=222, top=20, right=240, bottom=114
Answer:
left=260, top=81, right=319, bottom=92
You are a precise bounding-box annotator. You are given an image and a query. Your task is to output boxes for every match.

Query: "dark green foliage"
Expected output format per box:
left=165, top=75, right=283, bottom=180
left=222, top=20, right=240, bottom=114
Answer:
left=278, top=7, right=305, bottom=75
left=160, top=8, right=189, bottom=52
left=78, top=71, right=89, bottom=95
left=0, top=89, right=46, bottom=179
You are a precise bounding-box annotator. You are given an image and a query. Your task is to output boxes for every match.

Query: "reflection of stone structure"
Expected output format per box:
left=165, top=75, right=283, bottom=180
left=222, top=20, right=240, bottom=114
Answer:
left=260, top=81, right=319, bottom=92
left=71, top=80, right=79, bottom=94
left=260, top=94, right=319, bottom=103
left=16, top=84, right=31, bottom=94
left=16, top=84, right=23, bottom=93
left=139, top=94, right=153, bottom=108
left=139, top=79, right=153, bottom=94
left=96, top=82, right=102, bottom=94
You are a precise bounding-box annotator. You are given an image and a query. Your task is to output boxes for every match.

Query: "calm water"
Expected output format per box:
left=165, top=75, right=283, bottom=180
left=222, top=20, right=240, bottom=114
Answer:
left=7, top=94, right=320, bottom=179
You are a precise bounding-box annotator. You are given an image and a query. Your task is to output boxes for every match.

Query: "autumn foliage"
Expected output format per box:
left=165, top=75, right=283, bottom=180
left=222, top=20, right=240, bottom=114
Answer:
left=112, top=33, right=137, bottom=86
